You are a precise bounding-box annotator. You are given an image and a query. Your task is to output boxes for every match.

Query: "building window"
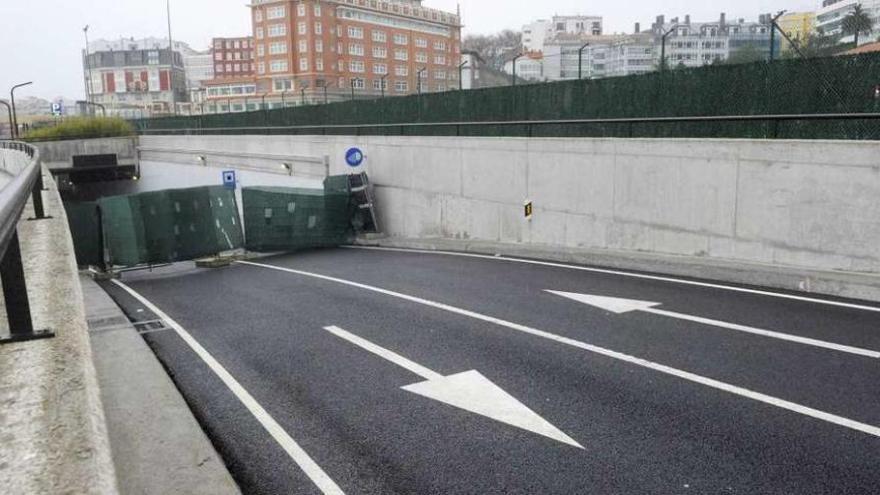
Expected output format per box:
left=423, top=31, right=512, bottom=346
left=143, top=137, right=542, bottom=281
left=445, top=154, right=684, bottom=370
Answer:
left=415, top=38, right=427, bottom=48
left=297, top=4, right=306, bottom=16
left=216, top=65, right=224, bottom=73
left=315, top=40, right=323, bottom=52
left=394, top=49, right=408, bottom=61
left=257, top=62, right=266, bottom=74
left=315, top=22, right=323, bottom=34
left=433, top=40, right=446, bottom=50
left=215, top=52, right=223, bottom=61
left=372, top=30, right=387, bottom=42
left=300, top=58, right=309, bottom=71
left=256, top=27, right=264, bottom=39
left=316, top=59, right=324, bottom=71
left=349, top=60, right=365, bottom=73
left=416, top=52, right=427, bottom=63
left=349, top=43, right=364, bottom=56
left=348, top=26, right=364, bottom=39
left=214, top=40, right=223, bottom=49
left=394, top=65, right=408, bottom=76
left=269, top=24, right=287, bottom=37
left=274, top=79, right=293, bottom=91
left=299, top=40, right=308, bottom=53
left=267, top=6, right=285, bottom=19
left=394, top=80, right=408, bottom=92
left=434, top=55, right=446, bottom=65
left=373, top=63, right=387, bottom=74
left=393, top=33, right=408, bottom=45
left=434, top=70, right=446, bottom=79
left=351, top=78, right=365, bottom=89
left=270, top=42, right=288, bottom=54
left=226, top=64, right=232, bottom=72
left=373, top=79, right=387, bottom=90
left=270, top=60, right=289, bottom=73
left=314, top=4, right=321, bottom=16
left=297, top=22, right=306, bottom=35
left=373, top=46, right=387, bottom=58
left=254, top=9, right=263, bottom=22
left=234, top=63, right=241, bottom=72
left=257, top=44, right=265, bottom=56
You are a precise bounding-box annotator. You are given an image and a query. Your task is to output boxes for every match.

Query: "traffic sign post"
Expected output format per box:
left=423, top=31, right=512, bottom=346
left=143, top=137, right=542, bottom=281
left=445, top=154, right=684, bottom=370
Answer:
left=345, top=147, right=365, bottom=168
left=222, top=170, right=236, bottom=189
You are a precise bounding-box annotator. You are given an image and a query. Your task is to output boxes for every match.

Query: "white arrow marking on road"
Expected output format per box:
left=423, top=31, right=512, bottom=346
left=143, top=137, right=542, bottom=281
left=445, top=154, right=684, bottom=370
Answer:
left=547, top=291, right=880, bottom=359
left=323, top=325, right=583, bottom=449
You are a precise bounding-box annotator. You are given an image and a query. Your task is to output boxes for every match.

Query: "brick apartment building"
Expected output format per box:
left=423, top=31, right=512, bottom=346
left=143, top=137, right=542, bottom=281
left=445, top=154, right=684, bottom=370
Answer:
left=203, top=0, right=461, bottom=111
left=212, top=37, right=255, bottom=78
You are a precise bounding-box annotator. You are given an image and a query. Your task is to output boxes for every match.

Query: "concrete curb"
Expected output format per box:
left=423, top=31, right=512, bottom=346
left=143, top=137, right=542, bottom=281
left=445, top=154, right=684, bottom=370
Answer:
left=0, top=166, right=119, bottom=494
left=356, top=237, right=880, bottom=304
left=82, top=275, right=241, bottom=495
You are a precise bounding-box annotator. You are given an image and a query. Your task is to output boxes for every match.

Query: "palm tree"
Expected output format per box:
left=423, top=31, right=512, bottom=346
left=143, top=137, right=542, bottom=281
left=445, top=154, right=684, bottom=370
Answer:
left=842, top=4, right=874, bottom=46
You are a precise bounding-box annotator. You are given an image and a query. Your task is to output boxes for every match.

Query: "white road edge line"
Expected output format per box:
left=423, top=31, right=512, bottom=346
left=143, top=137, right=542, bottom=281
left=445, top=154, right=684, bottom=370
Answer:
left=110, top=279, right=346, bottom=495
left=237, top=260, right=880, bottom=439
left=341, top=245, right=880, bottom=314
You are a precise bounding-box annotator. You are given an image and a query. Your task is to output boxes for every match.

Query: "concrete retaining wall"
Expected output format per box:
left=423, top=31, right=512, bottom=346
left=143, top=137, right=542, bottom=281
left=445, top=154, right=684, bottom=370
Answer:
left=36, top=137, right=138, bottom=166
left=139, top=135, right=880, bottom=276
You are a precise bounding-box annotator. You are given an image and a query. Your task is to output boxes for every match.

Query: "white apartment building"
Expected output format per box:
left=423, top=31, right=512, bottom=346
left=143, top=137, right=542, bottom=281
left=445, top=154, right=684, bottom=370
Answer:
left=652, top=14, right=775, bottom=68
left=502, top=56, right=545, bottom=81
left=522, top=15, right=603, bottom=53
left=816, top=0, right=880, bottom=43
left=543, top=34, right=654, bottom=80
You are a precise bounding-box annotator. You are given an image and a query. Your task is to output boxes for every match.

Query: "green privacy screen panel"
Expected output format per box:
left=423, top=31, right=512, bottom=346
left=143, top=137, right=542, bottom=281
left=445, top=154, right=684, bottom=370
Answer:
left=98, top=186, right=243, bottom=267
left=242, top=186, right=353, bottom=252
left=63, top=201, right=103, bottom=267
left=135, top=53, right=880, bottom=140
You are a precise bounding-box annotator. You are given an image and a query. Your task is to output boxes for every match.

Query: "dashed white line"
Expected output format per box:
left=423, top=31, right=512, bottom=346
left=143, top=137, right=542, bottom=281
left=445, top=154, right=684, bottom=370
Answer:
left=238, top=260, right=880, bottom=439
left=342, top=245, right=880, bottom=314
left=111, top=279, right=346, bottom=495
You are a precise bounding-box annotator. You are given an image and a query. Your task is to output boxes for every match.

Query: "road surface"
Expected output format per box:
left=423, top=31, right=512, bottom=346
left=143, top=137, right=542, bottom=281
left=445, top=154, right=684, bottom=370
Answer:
left=100, top=246, right=880, bottom=494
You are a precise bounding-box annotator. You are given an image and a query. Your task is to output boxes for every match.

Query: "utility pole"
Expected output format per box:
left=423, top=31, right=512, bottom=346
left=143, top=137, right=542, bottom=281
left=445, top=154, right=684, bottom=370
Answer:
left=458, top=61, right=468, bottom=90
left=511, top=53, right=523, bottom=86
left=660, top=24, right=679, bottom=72
left=578, top=43, right=590, bottom=80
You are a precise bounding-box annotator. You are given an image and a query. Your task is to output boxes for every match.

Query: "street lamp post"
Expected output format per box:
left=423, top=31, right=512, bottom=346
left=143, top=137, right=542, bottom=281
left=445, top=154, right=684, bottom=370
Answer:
left=458, top=61, right=468, bottom=90
left=83, top=25, right=94, bottom=103
left=578, top=43, right=590, bottom=80
left=350, top=79, right=355, bottom=100
left=380, top=74, right=388, bottom=98
left=10, top=82, right=33, bottom=139
left=417, top=67, right=426, bottom=95
left=660, top=24, right=679, bottom=72
left=511, top=53, right=523, bottom=86
left=323, top=81, right=333, bottom=104
left=281, top=89, right=288, bottom=108
left=166, top=0, right=178, bottom=115
left=301, top=87, right=306, bottom=106
left=768, top=11, right=786, bottom=61
left=0, top=100, right=13, bottom=140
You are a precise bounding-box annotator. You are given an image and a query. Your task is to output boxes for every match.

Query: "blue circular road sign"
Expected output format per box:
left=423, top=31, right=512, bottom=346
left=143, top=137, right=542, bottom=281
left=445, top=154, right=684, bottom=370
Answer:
left=345, top=147, right=365, bottom=167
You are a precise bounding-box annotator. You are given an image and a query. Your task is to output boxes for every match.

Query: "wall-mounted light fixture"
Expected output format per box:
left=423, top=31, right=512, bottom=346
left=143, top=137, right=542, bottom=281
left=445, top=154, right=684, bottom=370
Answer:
left=281, top=163, right=292, bottom=176
left=197, top=155, right=206, bottom=166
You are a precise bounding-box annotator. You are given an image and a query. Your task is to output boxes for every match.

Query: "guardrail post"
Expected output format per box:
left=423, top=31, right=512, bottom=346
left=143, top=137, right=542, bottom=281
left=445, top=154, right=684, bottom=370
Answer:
left=28, top=172, right=50, bottom=221
left=0, top=231, right=54, bottom=344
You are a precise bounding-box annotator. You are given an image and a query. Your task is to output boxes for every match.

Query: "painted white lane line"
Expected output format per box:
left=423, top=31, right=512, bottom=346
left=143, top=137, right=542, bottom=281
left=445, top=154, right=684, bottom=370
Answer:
left=110, top=279, right=346, bottom=495
left=342, top=245, right=880, bottom=314
left=324, top=325, right=582, bottom=448
left=237, top=260, right=880, bottom=439
left=547, top=291, right=880, bottom=359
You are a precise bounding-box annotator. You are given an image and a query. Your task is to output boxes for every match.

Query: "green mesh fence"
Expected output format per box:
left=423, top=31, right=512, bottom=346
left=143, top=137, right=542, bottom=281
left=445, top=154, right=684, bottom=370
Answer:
left=135, top=53, right=880, bottom=140
left=242, top=186, right=353, bottom=252
left=63, top=201, right=103, bottom=267
left=98, top=186, right=243, bottom=267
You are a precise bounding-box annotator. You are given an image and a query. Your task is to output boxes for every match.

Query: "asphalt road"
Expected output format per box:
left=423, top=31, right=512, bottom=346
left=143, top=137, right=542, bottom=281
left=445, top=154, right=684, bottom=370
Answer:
left=100, top=247, right=880, bottom=494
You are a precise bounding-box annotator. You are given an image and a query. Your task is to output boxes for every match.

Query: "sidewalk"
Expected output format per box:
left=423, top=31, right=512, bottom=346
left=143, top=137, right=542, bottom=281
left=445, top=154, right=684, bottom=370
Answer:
left=82, top=275, right=240, bottom=495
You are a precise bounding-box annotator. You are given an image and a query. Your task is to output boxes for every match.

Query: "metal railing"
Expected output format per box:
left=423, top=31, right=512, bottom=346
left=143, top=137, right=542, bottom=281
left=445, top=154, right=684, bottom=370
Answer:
left=136, top=112, right=880, bottom=139
left=0, top=141, right=53, bottom=344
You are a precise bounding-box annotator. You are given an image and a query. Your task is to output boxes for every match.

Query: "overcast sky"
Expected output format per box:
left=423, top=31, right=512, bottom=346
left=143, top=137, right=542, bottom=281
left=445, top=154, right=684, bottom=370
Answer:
left=1, top=0, right=816, bottom=101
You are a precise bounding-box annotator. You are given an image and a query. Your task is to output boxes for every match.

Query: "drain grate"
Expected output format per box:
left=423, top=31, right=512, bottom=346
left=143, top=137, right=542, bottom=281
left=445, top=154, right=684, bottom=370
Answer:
left=133, top=319, right=169, bottom=334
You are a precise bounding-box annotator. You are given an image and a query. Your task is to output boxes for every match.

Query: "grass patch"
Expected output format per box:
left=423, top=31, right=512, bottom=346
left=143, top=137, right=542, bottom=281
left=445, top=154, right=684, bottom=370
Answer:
left=23, top=117, right=134, bottom=142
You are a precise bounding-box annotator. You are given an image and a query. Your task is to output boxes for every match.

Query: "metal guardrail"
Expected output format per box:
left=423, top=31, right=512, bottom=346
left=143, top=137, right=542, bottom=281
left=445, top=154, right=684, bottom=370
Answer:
left=136, top=112, right=880, bottom=139
left=0, top=140, right=53, bottom=344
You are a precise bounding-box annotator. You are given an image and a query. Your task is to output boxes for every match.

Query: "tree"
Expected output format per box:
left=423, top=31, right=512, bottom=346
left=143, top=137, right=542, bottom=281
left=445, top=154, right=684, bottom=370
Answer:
left=842, top=4, right=874, bottom=46
left=462, top=30, right=523, bottom=69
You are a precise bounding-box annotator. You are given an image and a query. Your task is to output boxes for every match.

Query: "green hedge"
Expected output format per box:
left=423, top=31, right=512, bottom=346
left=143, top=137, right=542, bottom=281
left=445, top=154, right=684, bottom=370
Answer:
left=25, top=117, right=134, bottom=142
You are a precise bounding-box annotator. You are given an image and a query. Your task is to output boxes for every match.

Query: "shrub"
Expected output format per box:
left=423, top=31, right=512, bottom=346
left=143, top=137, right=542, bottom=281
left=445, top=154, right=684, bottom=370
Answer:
left=23, top=117, right=134, bottom=142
